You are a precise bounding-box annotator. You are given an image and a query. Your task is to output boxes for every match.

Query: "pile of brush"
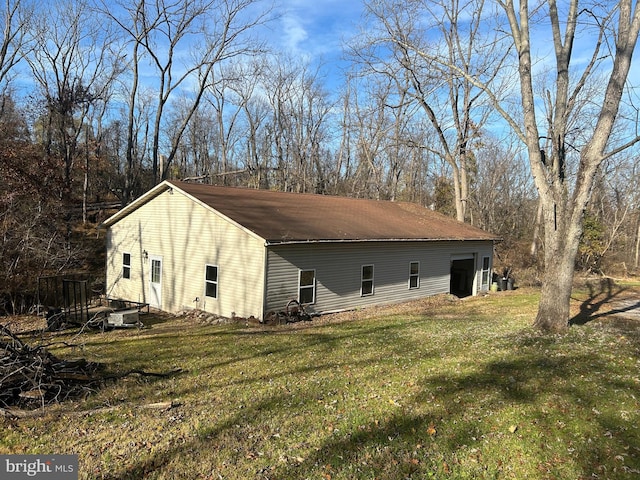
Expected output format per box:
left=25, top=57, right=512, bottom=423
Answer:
left=0, top=324, right=103, bottom=410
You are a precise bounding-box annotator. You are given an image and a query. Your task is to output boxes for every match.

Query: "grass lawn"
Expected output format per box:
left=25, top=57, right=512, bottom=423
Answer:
left=1, top=285, right=640, bottom=479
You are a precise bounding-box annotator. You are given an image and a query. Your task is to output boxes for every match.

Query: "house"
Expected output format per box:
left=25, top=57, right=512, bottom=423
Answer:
left=101, top=180, right=500, bottom=320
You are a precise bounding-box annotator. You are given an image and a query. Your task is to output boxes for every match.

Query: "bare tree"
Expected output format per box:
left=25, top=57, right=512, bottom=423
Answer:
left=342, top=72, right=416, bottom=201
left=26, top=0, right=122, bottom=224
left=350, top=76, right=391, bottom=199
left=233, top=62, right=271, bottom=189
left=355, top=0, right=639, bottom=331
left=580, top=151, right=640, bottom=274
left=357, top=0, right=508, bottom=221
left=95, top=0, right=153, bottom=205
left=470, top=136, right=536, bottom=238
left=419, top=0, right=640, bottom=330
left=333, top=78, right=355, bottom=196
left=0, top=103, right=69, bottom=313
left=168, top=98, right=219, bottom=180
left=0, top=0, right=33, bottom=102
left=214, top=58, right=272, bottom=188
left=99, top=0, right=269, bottom=202
left=204, top=62, right=248, bottom=183
left=262, top=56, right=333, bottom=193
left=497, top=0, right=640, bottom=331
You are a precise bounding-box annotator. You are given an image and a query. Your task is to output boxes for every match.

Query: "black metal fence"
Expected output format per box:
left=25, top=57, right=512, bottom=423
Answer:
left=37, top=275, right=90, bottom=323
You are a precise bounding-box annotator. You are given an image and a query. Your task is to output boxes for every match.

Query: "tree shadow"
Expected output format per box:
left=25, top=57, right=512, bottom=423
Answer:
left=569, top=278, right=632, bottom=326
left=91, top=318, right=640, bottom=480
left=271, top=344, right=640, bottom=479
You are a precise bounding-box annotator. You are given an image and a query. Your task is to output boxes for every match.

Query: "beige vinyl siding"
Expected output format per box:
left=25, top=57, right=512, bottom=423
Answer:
left=105, top=188, right=266, bottom=317
left=265, top=241, right=493, bottom=315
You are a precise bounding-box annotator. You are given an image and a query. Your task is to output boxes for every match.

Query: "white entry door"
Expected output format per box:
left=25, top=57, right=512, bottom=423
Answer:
left=149, top=255, right=162, bottom=309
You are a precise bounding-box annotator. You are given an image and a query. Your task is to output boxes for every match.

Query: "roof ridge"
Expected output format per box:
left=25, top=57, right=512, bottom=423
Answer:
left=169, top=180, right=416, bottom=204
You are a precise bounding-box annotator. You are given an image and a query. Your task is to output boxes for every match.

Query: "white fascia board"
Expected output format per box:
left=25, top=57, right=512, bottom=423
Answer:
left=165, top=181, right=267, bottom=245
left=99, top=181, right=174, bottom=229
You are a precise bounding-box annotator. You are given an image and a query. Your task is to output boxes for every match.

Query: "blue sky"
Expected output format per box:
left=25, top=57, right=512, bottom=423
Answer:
left=274, top=0, right=363, bottom=56
left=270, top=0, right=365, bottom=84
left=269, top=1, right=640, bottom=87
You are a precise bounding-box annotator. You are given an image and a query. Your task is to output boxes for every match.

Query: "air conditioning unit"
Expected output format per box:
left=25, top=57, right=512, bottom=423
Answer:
left=107, top=309, right=139, bottom=326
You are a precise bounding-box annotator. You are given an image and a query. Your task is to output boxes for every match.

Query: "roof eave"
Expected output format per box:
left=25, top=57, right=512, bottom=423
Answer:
left=265, top=237, right=500, bottom=246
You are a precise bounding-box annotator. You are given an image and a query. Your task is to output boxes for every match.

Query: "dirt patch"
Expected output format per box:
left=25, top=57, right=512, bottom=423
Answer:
left=252, top=294, right=462, bottom=332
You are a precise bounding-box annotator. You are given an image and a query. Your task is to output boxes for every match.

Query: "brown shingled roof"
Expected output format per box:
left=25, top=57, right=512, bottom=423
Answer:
left=170, top=181, right=498, bottom=244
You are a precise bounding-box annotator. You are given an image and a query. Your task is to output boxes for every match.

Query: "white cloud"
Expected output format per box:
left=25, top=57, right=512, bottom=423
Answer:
left=273, top=0, right=362, bottom=59
left=281, top=13, right=309, bottom=54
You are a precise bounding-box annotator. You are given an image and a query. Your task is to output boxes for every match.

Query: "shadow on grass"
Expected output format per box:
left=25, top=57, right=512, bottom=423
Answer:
left=195, top=317, right=433, bottom=370
left=569, top=278, right=634, bottom=326
left=96, top=327, right=640, bottom=480
left=272, top=348, right=640, bottom=479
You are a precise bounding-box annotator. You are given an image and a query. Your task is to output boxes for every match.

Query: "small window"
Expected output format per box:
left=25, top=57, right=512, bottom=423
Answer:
left=481, top=256, right=491, bottom=291
left=409, top=261, right=420, bottom=289
left=151, top=259, right=161, bottom=283
left=299, top=269, right=316, bottom=304
left=122, top=253, right=131, bottom=279
left=205, top=265, right=218, bottom=298
left=361, top=265, right=374, bottom=296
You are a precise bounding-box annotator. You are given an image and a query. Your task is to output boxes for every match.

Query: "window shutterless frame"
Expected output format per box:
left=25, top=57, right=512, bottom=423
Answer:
left=122, top=252, right=131, bottom=279
left=481, top=256, right=491, bottom=291
left=205, top=264, right=218, bottom=299
left=298, top=269, right=316, bottom=304
left=361, top=264, right=374, bottom=296
left=409, top=261, right=420, bottom=289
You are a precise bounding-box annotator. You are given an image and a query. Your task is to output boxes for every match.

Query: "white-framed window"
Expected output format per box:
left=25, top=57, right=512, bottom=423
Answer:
left=481, top=256, right=491, bottom=291
left=151, top=258, right=161, bottom=283
left=205, top=264, right=218, bottom=299
left=361, top=264, right=374, bottom=296
left=409, top=261, right=420, bottom=289
left=122, top=253, right=131, bottom=279
left=298, top=269, right=316, bottom=304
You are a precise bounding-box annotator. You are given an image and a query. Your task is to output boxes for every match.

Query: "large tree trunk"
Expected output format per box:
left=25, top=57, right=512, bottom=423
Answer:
left=499, top=0, right=640, bottom=332
left=535, top=260, right=574, bottom=331
left=530, top=199, right=543, bottom=258
left=533, top=198, right=582, bottom=331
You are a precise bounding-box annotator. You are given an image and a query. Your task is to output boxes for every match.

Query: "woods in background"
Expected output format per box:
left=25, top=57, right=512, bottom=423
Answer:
left=1, top=0, right=639, bottom=325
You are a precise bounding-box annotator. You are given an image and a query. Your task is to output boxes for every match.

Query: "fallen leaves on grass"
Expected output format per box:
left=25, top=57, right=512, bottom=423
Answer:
left=3, top=287, right=640, bottom=479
